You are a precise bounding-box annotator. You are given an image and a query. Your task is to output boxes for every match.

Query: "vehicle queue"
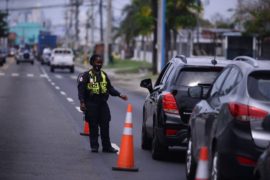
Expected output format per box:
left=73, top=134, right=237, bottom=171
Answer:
left=2, top=44, right=270, bottom=179
left=140, top=56, right=270, bottom=180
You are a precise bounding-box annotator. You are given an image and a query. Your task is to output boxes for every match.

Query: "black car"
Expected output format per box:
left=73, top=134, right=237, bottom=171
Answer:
left=255, top=145, right=270, bottom=180
left=186, top=56, right=270, bottom=180
left=0, top=48, right=7, bottom=66
left=140, top=55, right=228, bottom=160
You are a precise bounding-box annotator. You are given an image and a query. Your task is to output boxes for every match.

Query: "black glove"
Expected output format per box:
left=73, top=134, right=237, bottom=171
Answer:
left=80, top=102, right=86, bottom=112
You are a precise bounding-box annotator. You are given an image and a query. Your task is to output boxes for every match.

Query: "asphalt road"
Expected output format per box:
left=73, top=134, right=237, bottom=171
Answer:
left=0, top=58, right=186, bottom=180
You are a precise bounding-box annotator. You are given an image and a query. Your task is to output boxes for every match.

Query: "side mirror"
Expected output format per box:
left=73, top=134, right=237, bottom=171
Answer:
left=188, top=86, right=203, bottom=99
left=140, top=78, right=153, bottom=93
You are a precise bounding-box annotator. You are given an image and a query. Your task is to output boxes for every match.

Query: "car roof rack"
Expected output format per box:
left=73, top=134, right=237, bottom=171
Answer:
left=232, top=56, right=258, bottom=67
left=175, top=55, right=187, bottom=64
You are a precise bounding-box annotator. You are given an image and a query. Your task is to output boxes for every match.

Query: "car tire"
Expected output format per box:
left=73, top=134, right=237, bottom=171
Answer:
left=50, top=66, right=54, bottom=72
left=210, top=149, right=225, bottom=180
left=70, top=66, right=74, bottom=73
left=141, top=123, right=151, bottom=150
left=151, top=129, right=167, bottom=160
left=31, top=61, right=34, bottom=65
left=185, top=136, right=197, bottom=180
left=16, top=61, right=19, bottom=65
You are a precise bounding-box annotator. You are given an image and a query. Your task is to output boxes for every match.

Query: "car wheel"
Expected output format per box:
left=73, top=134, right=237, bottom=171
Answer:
left=141, top=123, right=151, bottom=150
left=31, top=61, right=34, bottom=65
left=50, top=66, right=54, bottom=72
left=16, top=61, right=19, bottom=65
left=210, top=150, right=225, bottom=180
left=185, top=136, right=197, bottom=180
left=70, top=66, right=74, bottom=73
left=151, top=129, right=167, bottom=160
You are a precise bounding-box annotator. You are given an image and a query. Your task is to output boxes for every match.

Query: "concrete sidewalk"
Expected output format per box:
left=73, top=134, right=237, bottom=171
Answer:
left=75, top=62, right=151, bottom=96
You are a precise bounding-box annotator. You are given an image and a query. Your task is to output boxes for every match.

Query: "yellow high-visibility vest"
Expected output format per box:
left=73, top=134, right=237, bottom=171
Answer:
left=87, top=70, right=108, bottom=94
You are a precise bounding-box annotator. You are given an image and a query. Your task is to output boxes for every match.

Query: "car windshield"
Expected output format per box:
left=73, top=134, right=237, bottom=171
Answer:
left=248, top=71, right=270, bottom=101
left=175, top=68, right=222, bottom=87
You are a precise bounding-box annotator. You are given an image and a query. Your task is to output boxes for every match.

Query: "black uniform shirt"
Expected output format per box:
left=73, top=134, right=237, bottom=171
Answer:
left=77, top=69, right=121, bottom=104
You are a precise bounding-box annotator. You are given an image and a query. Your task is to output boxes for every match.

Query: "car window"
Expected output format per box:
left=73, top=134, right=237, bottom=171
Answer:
left=160, top=64, right=174, bottom=85
left=210, top=67, right=231, bottom=97
left=175, top=68, right=222, bottom=87
left=219, top=67, right=242, bottom=96
left=155, top=63, right=170, bottom=86
left=248, top=71, right=270, bottom=101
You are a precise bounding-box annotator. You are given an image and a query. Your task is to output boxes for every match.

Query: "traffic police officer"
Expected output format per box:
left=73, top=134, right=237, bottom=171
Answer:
left=78, top=54, right=128, bottom=153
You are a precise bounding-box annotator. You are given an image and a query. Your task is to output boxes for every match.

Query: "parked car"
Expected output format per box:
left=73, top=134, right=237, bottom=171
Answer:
left=50, top=48, right=74, bottom=73
left=140, top=55, right=228, bottom=160
left=16, top=47, right=34, bottom=65
left=41, top=48, right=52, bottom=65
left=255, top=145, right=270, bottom=180
left=0, top=48, right=7, bottom=66
left=186, top=56, right=270, bottom=180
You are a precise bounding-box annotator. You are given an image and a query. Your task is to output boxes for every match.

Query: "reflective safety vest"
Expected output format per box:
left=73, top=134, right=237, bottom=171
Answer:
left=87, top=70, right=108, bottom=94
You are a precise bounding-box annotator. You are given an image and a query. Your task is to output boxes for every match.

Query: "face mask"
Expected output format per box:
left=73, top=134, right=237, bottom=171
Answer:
left=94, top=64, right=102, bottom=71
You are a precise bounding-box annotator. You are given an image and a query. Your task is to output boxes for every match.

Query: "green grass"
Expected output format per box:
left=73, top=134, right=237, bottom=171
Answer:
left=106, top=58, right=152, bottom=74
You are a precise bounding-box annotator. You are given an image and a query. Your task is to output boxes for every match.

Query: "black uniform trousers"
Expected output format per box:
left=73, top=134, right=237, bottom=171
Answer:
left=85, top=101, right=112, bottom=150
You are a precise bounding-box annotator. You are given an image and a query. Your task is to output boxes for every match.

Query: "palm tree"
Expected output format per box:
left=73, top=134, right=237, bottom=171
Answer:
left=117, top=0, right=201, bottom=71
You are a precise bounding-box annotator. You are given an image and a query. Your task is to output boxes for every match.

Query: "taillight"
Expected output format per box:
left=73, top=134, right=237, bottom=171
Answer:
left=228, top=103, right=268, bottom=122
left=236, top=155, right=256, bottom=166
left=165, top=129, right=177, bottom=136
left=162, top=92, right=179, bottom=115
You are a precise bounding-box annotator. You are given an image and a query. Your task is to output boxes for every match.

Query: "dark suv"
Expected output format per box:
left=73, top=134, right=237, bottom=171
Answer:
left=140, top=55, right=228, bottom=160
left=186, top=56, right=270, bottom=180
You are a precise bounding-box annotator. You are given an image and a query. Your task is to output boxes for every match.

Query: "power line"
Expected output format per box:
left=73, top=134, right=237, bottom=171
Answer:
left=0, top=2, right=97, bottom=12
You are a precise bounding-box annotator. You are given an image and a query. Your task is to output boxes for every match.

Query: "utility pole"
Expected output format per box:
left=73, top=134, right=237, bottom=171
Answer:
left=5, top=0, right=9, bottom=15
left=104, top=0, right=112, bottom=65
left=69, top=0, right=74, bottom=48
left=152, top=0, right=158, bottom=74
left=157, top=0, right=166, bottom=73
left=99, top=0, right=103, bottom=42
left=91, top=1, right=95, bottom=44
left=74, top=0, right=82, bottom=50
left=85, top=8, right=91, bottom=46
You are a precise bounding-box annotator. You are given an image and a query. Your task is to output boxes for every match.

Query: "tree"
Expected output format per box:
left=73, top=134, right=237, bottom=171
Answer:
left=0, top=12, right=8, bottom=37
left=117, top=0, right=201, bottom=72
left=234, top=0, right=270, bottom=37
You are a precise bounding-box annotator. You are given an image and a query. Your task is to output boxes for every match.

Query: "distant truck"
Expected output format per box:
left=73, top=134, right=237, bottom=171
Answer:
left=37, top=32, right=57, bottom=60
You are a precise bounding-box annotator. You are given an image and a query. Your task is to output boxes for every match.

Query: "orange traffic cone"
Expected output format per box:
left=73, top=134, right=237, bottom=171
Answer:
left=80, top=116, right=90, bottom=136
left=195, top=146, right=209, bottom=180
left=112, top=104, right=138, bottom=172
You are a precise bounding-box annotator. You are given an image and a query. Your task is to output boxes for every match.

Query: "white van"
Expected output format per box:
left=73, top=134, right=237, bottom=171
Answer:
left=50, top=48, right=74, bottom=73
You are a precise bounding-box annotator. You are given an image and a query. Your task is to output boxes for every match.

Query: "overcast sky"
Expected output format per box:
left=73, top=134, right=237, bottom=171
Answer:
left=0, top=0, right=238, bottom=42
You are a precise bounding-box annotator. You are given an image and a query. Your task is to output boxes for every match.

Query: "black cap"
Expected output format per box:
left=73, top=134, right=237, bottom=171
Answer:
left=89, top=54, right=102, bottom=65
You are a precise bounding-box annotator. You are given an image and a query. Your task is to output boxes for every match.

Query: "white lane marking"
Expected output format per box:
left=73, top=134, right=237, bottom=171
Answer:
left=111, top=143, right=120, bottom=155
left=11, top=73, right=19, bottom=77
left=55, top=86, right=60, bottom=90
left=67, top=97, right=74, bottom=102
left=55, top=74, right=62, bottom=79
left=0, top=72, right=5, bottom=76
left=27, top=73, right=34, bottom=77
left=51, top=82, right=55, bottom=86
left=60, top=91, right=66, bottom=96
left=70, top=75, right=77, bottom=80
left=48, top=79, right=52, bottom=82
left=76, top=106, right=82, bottom=112
left=40, top=74, right=47, bottom=78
